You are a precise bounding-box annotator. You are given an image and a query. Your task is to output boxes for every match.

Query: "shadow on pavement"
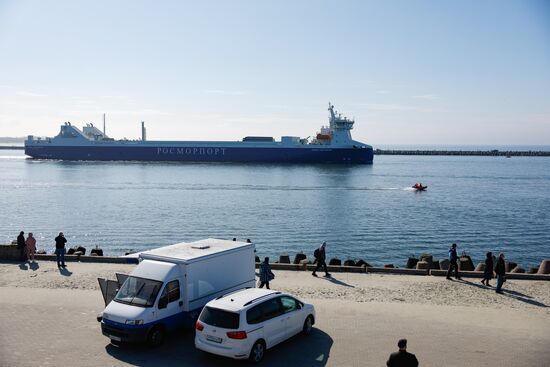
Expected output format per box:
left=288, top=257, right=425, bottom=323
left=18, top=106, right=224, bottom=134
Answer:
left=461, top=279, right=547, bottom=308
left=59, top=267, right=73, bottom=276
left=323, top=276, right=354, bottom=288
left=105, top=327, right=333, bottom=367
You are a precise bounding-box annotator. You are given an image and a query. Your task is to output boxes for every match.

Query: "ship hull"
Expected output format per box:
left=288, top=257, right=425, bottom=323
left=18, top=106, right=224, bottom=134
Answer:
left=24, top=145, right=373, bottom=164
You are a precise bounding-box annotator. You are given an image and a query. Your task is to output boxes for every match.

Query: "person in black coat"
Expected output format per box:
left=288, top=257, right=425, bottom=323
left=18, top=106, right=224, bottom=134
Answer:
left=54, top=232, right=67, bottom=268
left=387, top=339, right=418, bottom=367
left=16, top=231, right=26, bottom=262
left=312, top=242, right=331, bottom=277
left=495, top=253, right=506, bottom=294
left=481, top=252, right=494, bottom=286
left=446, top=243, right=462, bottom=280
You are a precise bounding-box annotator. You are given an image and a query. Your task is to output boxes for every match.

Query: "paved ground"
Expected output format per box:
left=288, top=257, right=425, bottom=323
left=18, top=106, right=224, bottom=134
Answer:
left=0, top=286, right=548, bottom=367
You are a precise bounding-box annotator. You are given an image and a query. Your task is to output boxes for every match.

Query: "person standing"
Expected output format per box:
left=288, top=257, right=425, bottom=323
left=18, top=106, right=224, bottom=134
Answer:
left=258, top=257, right=275, bottom=289
left=54, top=232, right=67, bottom=268
left=26, top=233, right=37, bottom=263
left=481, top=252, right=494, bottom=286
left=386, top=338, right=419, bottom=367
left=495, top=253, right=506, bottom=294
left=17, top=231, right=26, bottom=262
left=312, top=242, right=331, bottom=277
left=446, top=243, right=461, bottom=280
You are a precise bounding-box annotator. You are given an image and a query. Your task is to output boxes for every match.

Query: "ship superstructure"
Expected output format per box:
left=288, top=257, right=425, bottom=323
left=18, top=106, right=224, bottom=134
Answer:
left=25, top=103, right=373, bottom=164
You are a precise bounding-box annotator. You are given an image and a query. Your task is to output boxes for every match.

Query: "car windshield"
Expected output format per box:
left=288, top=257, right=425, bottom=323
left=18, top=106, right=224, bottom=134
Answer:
left=199, top=306, right=240, bottom=329
left=114, top=276, right=162, bottom=307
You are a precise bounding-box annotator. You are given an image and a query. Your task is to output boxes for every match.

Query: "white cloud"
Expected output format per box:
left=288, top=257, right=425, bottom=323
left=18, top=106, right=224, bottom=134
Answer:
left=203, top=89, right=246, bottom=96
left=17, top=91, right=47, bottom=97
left=413, top=94, right=439, bottom=100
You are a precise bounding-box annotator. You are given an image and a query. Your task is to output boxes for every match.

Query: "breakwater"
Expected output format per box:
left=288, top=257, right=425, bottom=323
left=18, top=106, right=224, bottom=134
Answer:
left=0, top=146, right=23, bottom=150
left=374, top=149, right=550, bottom=156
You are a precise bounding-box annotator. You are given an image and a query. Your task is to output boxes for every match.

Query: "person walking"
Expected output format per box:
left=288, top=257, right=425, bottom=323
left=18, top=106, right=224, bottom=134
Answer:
left=54, top=232, right=67, bottom=268
left=446, top=243, right=461, bottom=280
left=25, top=233, right=37, bottom=263
left=481, top=252, right=494, bottom=286
left=258, top=257, right=274, bottom=289
left=312, top=242, right=331, bottom=277
left=386, top=338, right=419, bottom=367
left=495, top=253, right=506, bottom=294
left=17, top=231, right=27, bottom=262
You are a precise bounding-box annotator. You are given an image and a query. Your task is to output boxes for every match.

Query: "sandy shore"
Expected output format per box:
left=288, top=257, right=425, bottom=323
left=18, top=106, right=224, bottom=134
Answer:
left=0, top=260, right=549, bottom=366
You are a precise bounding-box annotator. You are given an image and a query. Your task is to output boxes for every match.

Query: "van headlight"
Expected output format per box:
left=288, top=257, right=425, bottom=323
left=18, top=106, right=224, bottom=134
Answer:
left=125, top=319, right=144, bottom=325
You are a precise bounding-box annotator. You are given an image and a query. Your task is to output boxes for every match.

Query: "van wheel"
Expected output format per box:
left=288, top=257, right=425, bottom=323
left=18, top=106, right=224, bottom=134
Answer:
left=147, top=325, right=165, bottom=347
left=249, top=340, right=265, bottom=363
left=302, top=316, right=313, bottom=335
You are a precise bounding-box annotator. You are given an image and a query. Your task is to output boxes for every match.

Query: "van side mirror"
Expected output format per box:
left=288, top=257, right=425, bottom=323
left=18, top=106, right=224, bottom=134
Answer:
left=158, top=296, right=168, bottom=309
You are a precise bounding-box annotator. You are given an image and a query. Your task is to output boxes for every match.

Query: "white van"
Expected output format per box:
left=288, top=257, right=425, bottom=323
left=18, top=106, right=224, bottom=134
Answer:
left=99, top=238, right=256, bottom=346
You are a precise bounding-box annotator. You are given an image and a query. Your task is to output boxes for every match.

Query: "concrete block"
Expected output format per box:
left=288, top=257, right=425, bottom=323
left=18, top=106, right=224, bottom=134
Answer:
left=293, top=253, right=306, bottom=264
left=328, top=258, right=341, bottom=266
left=416, top=261, right=430, bottom=270
left=439, top=259, right=450, bottom=270
left=279, top=255, right=290, bottom=264
left=538, top=260, right=550, bottom=275
left=475, top=263, right=486, bottom=272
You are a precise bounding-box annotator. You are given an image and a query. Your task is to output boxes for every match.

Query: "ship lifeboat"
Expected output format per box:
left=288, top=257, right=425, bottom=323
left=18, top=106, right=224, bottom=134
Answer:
left=412, top=183, right=428, bottom=191
left=316, top=133, right=331, bottom=140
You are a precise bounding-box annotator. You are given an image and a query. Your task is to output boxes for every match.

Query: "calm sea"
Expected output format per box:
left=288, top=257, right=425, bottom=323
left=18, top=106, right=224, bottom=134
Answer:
left=1, top=149, right=549, bottom=268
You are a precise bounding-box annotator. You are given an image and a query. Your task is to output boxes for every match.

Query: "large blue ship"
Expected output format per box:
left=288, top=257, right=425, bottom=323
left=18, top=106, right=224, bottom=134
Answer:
left=25, top=103, right=373, bottom=164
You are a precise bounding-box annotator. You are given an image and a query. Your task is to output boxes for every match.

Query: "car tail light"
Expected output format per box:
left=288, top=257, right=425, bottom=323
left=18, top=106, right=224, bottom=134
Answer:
left=195, top=321, right=204, bottom=331
left=227, top=331, right=247, bottom=339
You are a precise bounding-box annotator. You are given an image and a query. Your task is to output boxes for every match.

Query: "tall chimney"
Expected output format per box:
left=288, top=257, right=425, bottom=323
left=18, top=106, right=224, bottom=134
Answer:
left=141, top=121, right=146, bottom=141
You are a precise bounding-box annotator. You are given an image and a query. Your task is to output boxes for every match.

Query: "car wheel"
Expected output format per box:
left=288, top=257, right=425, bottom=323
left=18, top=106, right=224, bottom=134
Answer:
left=249, top=340, right=265, bottom=363
left=147, top=325, right=165, bottom=347
left=302, top=316, right=313, bottom=335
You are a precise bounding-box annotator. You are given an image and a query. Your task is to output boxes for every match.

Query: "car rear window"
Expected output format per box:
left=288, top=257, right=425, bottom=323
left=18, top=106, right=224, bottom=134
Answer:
left=200, top=306, right=240, bottom=329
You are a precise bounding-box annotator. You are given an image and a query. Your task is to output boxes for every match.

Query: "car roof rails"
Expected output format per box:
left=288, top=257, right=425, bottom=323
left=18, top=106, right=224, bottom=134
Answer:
left=243, top=291, right=281, bottom=307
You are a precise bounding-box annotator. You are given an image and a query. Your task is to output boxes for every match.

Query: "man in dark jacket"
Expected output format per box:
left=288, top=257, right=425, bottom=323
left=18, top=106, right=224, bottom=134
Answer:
left=387, top=339, right=418, bottom=367
left=312, top=242, right=331, bottom=277
left=17, top=231, right=26, bottom=261
left=446, top=243, right=461, bottom=280
left=54, top=232, right=67, bottom=268
left=495, top=253, right=506, bottom=294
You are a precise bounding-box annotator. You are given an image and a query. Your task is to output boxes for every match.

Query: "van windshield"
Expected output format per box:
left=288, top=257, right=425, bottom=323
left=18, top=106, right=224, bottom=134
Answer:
left=114, top=276, right=162, bottom=307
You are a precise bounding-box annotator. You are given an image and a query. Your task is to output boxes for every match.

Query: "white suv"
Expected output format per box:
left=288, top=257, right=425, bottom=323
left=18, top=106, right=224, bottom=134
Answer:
left=195, top=288, right=316, bottom=363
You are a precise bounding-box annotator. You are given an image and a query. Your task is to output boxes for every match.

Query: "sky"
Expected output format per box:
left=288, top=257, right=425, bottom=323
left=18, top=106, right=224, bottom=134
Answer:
left=0, top=0, right=549, bottom=145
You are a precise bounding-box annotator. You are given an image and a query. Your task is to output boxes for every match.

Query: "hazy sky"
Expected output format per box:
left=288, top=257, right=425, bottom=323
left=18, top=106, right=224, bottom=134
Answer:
left=0, top=0, right=549, bottom=145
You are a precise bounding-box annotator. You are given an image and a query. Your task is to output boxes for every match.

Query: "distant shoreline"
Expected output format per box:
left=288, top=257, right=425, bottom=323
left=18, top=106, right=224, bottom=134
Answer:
left=3, top=145, right=550, bottom=156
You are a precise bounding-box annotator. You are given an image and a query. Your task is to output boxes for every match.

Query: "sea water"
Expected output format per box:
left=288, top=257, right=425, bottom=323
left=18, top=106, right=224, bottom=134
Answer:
left=1, top=149, right=549, bottom=267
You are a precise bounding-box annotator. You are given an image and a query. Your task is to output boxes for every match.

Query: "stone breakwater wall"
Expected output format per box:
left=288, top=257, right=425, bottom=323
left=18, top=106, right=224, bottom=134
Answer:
left=374, top=149, right=550, bottom=156
left=1, top=244, right=548, bottom=280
